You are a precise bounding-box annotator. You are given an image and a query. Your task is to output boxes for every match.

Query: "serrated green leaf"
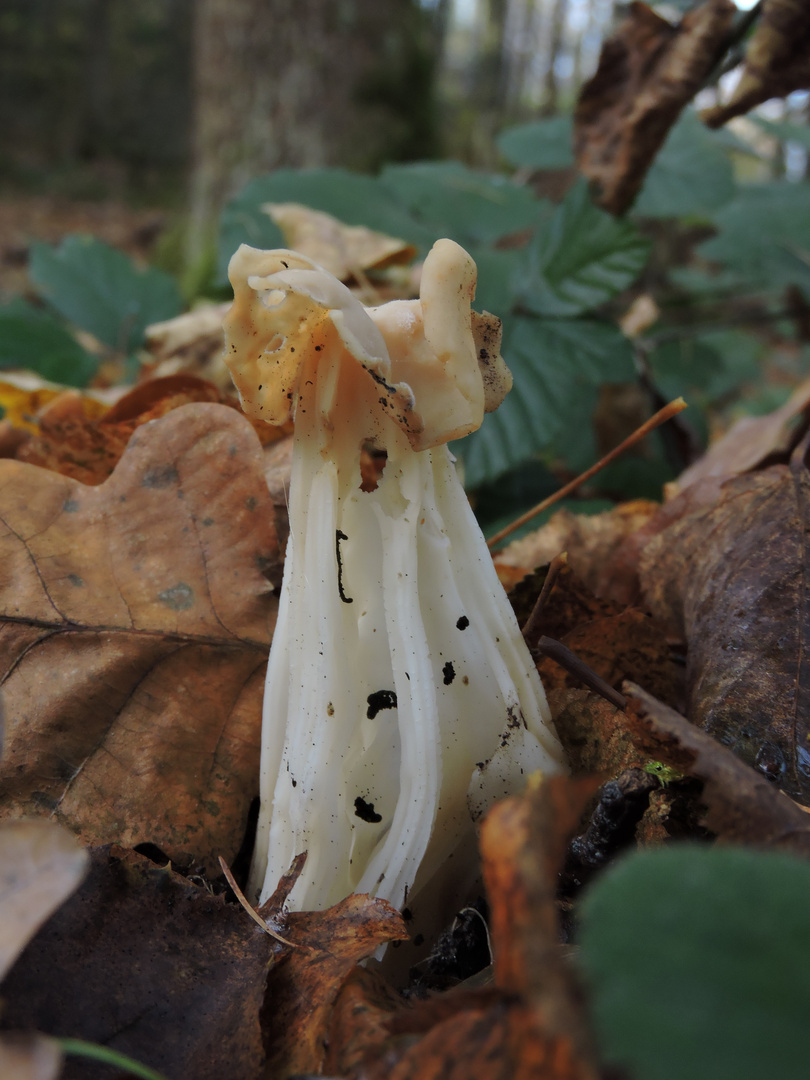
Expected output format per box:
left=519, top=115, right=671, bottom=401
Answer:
left=458, top=315, right=634, bottom=488
left=634, top=111, right=737, bottom=219
left=577, top=845, right=810, bottom=1080
left=29, top=237, right=182, bottom=354
left=216, top=167, right=434, bottom=284
left=496, top=117, right=575, bottom=170
left=380, top=161, right=542, bottom=247
left=518, top=180, right=650, bottom=317
left=697, top=181, right=810, bottom=292
left=0, top=304, right=98, bottom=386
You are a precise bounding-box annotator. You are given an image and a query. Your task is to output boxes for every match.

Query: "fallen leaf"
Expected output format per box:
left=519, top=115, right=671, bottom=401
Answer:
left=0, top=846, right=275, bottom=1080
left=262, top=892, right=408, bottom=1078
left=574, top=0, right=735, bottom=214
left=0, top=1034, right=62, bottom=1080
left=624, top=683, right=810, bottom=857
left=668, top=375, right=810, bottom=496
left=17, top=373, right=234, bottom=484
left=549, top=689, right=640, bottom=777
left=0, top=820, right=88, bottom=981
left=263, top=202, right=416, bottom=282
left=145, top=302, right=233, bottom=389
left=0, top=403, right=277, bottom=872
left=703, top=0, right=810, bottom=127
left=495, top=500, right=659, bottom=606
left=638, top=449, right=810, bottom=802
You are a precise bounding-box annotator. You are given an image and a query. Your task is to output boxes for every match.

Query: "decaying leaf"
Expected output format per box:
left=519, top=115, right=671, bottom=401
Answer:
left=0, top=820, right=88, bottom=981
left=639, top=445, right=810, bottom=803
left=145, top=302, right=232, bottom=388
left=263, top=202, right=416, bottom=282
left=0, top=1033, right=62, bottom=1080
left=0, top=403, right=277, bottom=872
left=669, top=375, right=810, bottom=496
left=574, top=0, right=735, bottom=214
left=16, top=373, right=229, bottom=484
left=703, top=0, right=810, bottom=127
left=495, top=500, right=659, bottom=606
left=262, top=892, right=408, bottom=1078
left=624, top=683, right=810, bottom=857
left=0, top=846, right=276, bottom=1080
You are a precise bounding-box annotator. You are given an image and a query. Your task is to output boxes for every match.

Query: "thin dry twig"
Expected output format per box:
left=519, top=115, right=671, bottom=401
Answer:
left=521, top=551, right=568, bottom=645
left=487, top=397, right=688, bottom=550
left=218, top=855, right=300, bottom=948
left=535, top=636, right=628, bottom=711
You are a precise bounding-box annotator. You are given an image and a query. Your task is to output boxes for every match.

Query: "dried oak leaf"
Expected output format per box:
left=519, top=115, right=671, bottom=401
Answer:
left=0, top=845, right=276, bottom=1080
left=703, top=0, right=810, bottom=127
left=624, top=683, right=810, bottom=856
left=639, top=448, right=810, bottom=802
left=496, top=500, right=659, bottom=606
left=0, top=403, right=277, bottom=873
left=260, top=888, right=408, bottom=1078
left=574, top=0, right=735, bottom=214
left=0, top=820, right=88, bottom=981
left=549, top=688, right=644, bottom=778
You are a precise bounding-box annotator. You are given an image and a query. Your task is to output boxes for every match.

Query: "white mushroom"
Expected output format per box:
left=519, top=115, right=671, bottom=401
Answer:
left=223, top=239, right=568, bottom=932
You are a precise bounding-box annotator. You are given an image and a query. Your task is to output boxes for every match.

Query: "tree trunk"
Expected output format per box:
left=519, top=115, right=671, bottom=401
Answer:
left=187, top=0, right=437, bottom=265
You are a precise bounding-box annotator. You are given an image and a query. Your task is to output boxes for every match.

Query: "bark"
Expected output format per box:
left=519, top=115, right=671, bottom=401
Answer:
left=187, top=0, right=437, bottom=264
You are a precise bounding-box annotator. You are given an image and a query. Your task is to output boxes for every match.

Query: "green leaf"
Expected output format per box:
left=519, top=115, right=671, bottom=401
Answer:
left=577, top=845, right=810, bottom=1080
left=0, top=303, right=98, bottom=386
left=518, top=180, right=650, bottom=317
left=29, top=237, right=182, bottom=354
left=496, top=117, right=575, bottom=170
left=634, top=111, right=737, bottom=219
left=697, top=181, right=810, bottom=292
left=380, top=161, right=542, bottom=246
left=459, top=315, right=635, bottom=488
left=217, top=167, right=433, bottom=284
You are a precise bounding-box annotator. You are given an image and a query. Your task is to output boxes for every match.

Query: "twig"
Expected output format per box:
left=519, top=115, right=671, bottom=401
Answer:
left=535, top=636, right=628, bottom=710
left=218, top=855, right=299, bottom=948
left=487, top=398, right=687, bottom=550
left=521, top=551, right=568, bottom=645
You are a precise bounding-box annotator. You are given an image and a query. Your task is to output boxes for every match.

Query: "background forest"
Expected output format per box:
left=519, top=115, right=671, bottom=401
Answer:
left=3, top=3, right=810, bottom=1080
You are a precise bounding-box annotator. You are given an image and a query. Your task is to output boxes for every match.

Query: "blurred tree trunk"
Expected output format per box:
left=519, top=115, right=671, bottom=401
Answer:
left=187, top=0, right=438, bottom=267
left=541, top=0, right=568, bottom=114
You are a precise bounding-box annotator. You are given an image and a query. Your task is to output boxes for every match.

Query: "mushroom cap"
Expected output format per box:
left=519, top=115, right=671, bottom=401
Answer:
left=224, top=239, right=513, bottom=449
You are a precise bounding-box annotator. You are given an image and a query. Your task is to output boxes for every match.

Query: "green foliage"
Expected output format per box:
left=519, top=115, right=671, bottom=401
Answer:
left=697, top=182, right=810, bottom=293
left=30, top=236, right=183, bottom=355
left=497, top=117, right=575, bottom=170
left=517, top=180, right=650, bottom=317
left=577, top=845, right=810, bottom=1080
left=0, top=299, right=98, bottom=387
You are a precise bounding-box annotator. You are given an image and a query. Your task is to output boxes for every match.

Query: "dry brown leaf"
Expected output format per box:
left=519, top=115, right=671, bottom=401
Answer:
left=261, top=893, right=408, bottom=1078
left=703, top=0, right=810, bottom=127
left=0, top=820, right=88, bottom=981
left=263, top=202, right=416, bottom=282
left=0, top=1034, right=62, bottom=1080
left=548, top=688, right=640, bottom=780
left=1, top=845, right=276, bottom=1080
left=0, top=403, right=277, bottom=872
left=574, top=0, right=735, bottom=214
left=669, top=376, right=810, bottom=496
left=495, top=500, right=659, bottom=605
left=145, top=302, right=232, bottom=389
left=639, top=449, right=810, bottom=802
left=624, top=683, right=810, bottom=856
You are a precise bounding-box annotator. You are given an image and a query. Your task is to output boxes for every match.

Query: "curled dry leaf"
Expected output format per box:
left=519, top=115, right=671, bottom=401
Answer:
left=703, top=0, right=810, bottom=127
left=624, top=683, right=810, bottom=857
left=574, top=0, right=735, bottom=214
left=0, top=403, right=277, bottom=872
left=1, top=846, right=276, bottom=1080
left=263, top=202, right=417, bottom=283
left=0, top=1033, right=62, bottom=1080
left=639, top=447, right=810, bottom=803
left=145, top=302, right=232, bottom=388
left=0, top=820, right=88, bottom=981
